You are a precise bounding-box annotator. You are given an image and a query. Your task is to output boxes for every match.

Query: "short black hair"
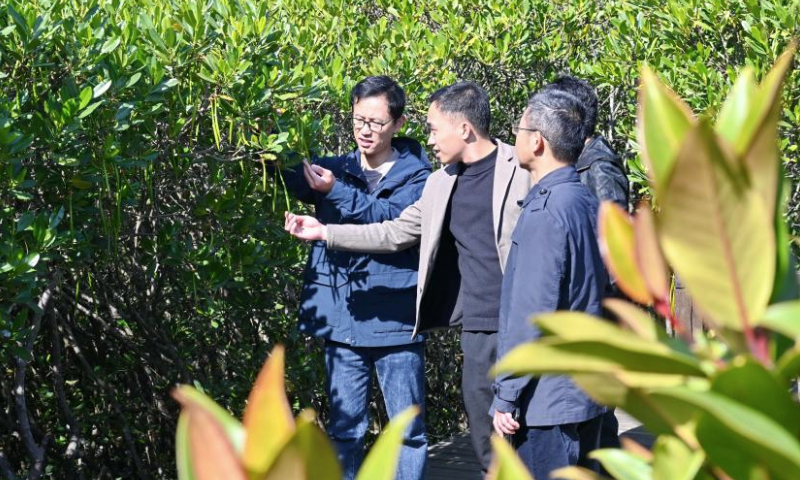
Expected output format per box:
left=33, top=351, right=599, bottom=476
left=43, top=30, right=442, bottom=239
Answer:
left=545, top=75, right=597, bottom=139
left=350, top=76, right=406, bottom=120
left=428, top=81, right=491, bottom=138
left=524, top=89, right=586, bottom=164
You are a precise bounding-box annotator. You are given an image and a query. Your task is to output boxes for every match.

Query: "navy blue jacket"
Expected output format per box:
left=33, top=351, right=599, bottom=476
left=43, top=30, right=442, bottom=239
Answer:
left=284, top=137, right=431, bottom=347
left=491, top=166, right=607, bottom=426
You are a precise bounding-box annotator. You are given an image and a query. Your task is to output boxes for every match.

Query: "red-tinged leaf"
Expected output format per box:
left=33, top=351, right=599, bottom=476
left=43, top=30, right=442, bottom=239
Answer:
left=172, top=391, right=248, bottom=480
left=598, top=201, right=653, bottom=305
left=243, top=345, right=295, bottom=474
left=657, top=119, right=774, bottom=337
left=633, top=203, right=670, bottom=302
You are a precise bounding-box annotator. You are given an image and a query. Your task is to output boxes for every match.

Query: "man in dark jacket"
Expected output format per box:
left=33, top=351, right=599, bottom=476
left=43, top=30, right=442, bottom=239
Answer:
left=545, top=76, right=629, bottom=450
left=491, top=89, right=607, bottom=480
left=545, top=76, right=628, bottom=209
left=281, top=76, right=431, bottom=480
left=285, top=82, right=532, bottom=474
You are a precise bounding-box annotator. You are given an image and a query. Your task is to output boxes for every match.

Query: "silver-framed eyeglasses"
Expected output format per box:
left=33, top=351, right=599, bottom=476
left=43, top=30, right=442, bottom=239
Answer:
left=353, top=117, right=394, bottom=132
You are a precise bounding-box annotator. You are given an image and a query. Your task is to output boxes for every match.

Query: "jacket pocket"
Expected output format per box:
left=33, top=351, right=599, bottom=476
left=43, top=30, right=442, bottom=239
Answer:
left=348, top=270, right=417, bottom=333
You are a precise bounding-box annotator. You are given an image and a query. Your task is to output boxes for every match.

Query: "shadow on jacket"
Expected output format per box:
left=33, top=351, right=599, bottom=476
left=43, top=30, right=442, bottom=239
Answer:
left=282, top=137, right=432, bottom=347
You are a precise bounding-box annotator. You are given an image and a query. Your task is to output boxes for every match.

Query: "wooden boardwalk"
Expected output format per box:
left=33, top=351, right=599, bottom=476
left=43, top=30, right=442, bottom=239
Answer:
left=427, top=410, right=653, bottom=480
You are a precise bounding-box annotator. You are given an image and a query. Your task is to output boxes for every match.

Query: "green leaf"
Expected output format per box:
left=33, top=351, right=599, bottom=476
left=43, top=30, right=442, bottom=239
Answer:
left=652, top=435, right=705, bottom=480
left=176, top=412, right=198, bottom=480
left=775, top=348, right=800, bottom=382
left=591, top=449, right=652, bottom=480
left=661, top=388, right=800, bottom=480
left=637, top=66, right=695, bottom=193
left=715, top=67, right=757, bottom=150
left=760, top=301, right=800, bottom=338
left=603, top=299, right=664, bottom=343
left=493, top=335, right=707, bottom=379
left=124, top=72, right=143, bottom=89
left=101, top=36, right=121, bottom=54
left=78, top=86, right=93, bottom=110
left=657, top=119, right=775, bottom=333
left=571, top=373, right=702, bottom=441
left=487, top=436, right=534, bottom=480
left=93, top=80, right=112, bottom=99
left=710, top=357, right=800, bottom=435
left=78, top=101, right=104, bottom=119
left=23, top=253, right=40, bottom=268
left=263, top=411, right=341, bottom=480
left=354, top=406, right=419, bottom=480
left=533, top=312, right=702, bottom=371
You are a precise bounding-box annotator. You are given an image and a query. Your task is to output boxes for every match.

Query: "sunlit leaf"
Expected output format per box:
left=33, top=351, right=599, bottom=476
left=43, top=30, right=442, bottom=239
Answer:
left=603, top=299, right=662, bottom=342
left=651, top=435, right=704, bottom=480
left=710, top=357, right=800, bottom=434
left=242, top=345, right=295, bottom=474
left=263, top=411, right=341, bottom=480
left=173, top=395, right=247, bottom=480
left=632, top=203, right=670, bottom=302
left=354, top=406, right=419, bottom=480
left=171, top=386, right=245, bottom=453
left=486, top=435, right=534, bottom=480
left=657, top=119, right=774, bottom=333
left=590, top=449, right=652, bottom=480
left=598, top=202, right=652, bottom=305
left=637, top=66, right=695, bottom=192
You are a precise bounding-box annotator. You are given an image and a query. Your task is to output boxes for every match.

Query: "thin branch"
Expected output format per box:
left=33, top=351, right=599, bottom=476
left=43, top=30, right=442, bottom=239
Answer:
left=57, top=316, right=152, bottom=480
left=48, top=306, right=82, bottom=462
left=13, top=275, right=58, bottom=479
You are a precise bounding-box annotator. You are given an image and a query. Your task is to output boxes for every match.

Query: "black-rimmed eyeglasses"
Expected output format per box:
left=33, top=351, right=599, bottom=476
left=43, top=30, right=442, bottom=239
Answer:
left=353, top=117, right=394, bottom=133
left=511, top=124, right=541, bottom=136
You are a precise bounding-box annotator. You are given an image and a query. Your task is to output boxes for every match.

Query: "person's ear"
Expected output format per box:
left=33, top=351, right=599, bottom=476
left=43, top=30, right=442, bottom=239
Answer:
left=392, top=115, right=406, bottom=132
left=532, top=131, right=547, bottom=156
left=459, top=121, right=471, bottom=140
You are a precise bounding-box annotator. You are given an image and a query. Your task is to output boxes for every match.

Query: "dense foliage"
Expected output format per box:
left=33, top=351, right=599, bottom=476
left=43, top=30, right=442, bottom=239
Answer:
left=1, top=0, right=798, bottom=478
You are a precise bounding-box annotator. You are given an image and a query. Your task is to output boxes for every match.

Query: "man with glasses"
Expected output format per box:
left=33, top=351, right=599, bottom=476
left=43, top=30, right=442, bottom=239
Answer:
left=491, top=89, right=607, bottom=479
left=280, top=75, right=431, bottom=480
left=285, top=81, right=532, bottom=475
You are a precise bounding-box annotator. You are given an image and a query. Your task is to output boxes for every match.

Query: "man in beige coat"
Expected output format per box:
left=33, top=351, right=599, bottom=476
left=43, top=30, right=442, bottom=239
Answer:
left=286, top=82, right=531, bottom=473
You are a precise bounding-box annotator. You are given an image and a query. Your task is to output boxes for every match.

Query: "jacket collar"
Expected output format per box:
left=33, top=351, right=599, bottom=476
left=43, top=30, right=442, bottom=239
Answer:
left=522, top=165, right=578, bottom=207
left=342, top=137, right=431, bottom=186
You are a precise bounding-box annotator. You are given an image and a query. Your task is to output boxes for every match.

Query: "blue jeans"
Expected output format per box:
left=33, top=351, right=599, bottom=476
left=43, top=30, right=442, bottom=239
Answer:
left=513, top=414, right=603, bottom=480
left=325, top=341, right=427, bottom=480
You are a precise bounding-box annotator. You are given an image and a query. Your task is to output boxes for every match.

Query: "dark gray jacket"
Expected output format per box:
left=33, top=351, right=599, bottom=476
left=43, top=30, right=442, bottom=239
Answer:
left=577, top=136, right=628, bottom=209
left=491, top=166, right=607, bottom=426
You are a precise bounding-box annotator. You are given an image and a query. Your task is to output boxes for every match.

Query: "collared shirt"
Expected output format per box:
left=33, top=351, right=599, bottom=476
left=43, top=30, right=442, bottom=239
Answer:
left=491, top=165, right=607, bottom=426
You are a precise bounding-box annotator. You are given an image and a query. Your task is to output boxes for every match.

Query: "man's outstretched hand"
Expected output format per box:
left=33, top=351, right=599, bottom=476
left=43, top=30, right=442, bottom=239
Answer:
left=302, top=160, right=336, bottom=193
left=285, top=211, right=327, bottom=241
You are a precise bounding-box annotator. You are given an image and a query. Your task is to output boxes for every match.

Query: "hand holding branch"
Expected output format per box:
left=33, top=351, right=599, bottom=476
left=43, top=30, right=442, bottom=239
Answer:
left=302, top=160, right=336, bottom=193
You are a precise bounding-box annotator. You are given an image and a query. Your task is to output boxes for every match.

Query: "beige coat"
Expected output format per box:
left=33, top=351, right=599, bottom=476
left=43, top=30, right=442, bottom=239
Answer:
left=327, top=141, right=532, bottom=337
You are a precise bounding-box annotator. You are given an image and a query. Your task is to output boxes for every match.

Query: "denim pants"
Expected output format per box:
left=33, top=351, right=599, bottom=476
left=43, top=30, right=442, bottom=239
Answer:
left=324, top=341, right=427, bottom=480
left=513, top=414, right=603, bottom=480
